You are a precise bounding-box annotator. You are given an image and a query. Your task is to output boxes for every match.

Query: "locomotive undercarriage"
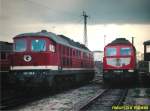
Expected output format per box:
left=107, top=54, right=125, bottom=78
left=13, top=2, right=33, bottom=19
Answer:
left=103, top=69, right=138, bottom=83
left=11, top=69, right=95, bottom=87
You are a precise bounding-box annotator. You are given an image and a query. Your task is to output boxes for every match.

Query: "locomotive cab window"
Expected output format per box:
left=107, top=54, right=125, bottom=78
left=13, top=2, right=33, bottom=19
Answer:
left=31, top=39, right=46, bottom=52
left=106, top=48, right=117, bottom=56
left=120, top=47, right=131, bottom=56
left=15, top=39, right=26, bottom=52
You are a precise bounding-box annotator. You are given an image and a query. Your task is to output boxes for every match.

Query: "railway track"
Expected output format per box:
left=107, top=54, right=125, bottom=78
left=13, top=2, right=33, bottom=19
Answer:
left=1, top=94, right=31, bottom=110
left=73, top=88, right=128, bottom=111
left=0, top=88, right=53, bottom=110
left=92, top=75, right=103, bottom=82
left=1, top=88, right=34, bottom=110
left=1, top=81, right=92, bottom=110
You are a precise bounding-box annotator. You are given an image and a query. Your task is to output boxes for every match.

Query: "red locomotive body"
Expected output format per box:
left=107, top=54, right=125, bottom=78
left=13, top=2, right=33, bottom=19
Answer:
left=103, top=38, right=137, bottom=82
left=10, top=30, right=94, bottom=87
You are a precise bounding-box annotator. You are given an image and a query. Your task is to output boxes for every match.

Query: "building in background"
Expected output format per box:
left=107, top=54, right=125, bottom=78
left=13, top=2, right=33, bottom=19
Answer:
left=93, top=51, right=104, bottom=62
left=93, top=51, right=104, bottom=74
left=136, top=51, right=144, bottom=62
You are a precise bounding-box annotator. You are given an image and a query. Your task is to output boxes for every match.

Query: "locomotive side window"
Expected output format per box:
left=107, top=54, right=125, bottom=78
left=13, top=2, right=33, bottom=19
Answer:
left=78, top=51, right=81, bottom=58
left=63, top=47, right=65, bottom=55
left=120, top=47, right=131, bottom=56
left=31, top=39, right=46, bottom=52
left=0, top=52, right=6, bottom=60
left=15, top=39, right=26, bottom=52
left=70, top=48, right=72, bottom=56
left=106, top=48, right=116, bottom=56
left=67, top=47, right=69, bottom=55
left=73, top=50, right=75, bottom=56
left=49, top=44, right=55, bottom=52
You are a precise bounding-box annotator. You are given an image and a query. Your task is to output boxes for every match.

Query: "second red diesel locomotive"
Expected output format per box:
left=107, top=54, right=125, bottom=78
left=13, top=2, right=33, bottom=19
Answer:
left=10, top=30, right=95, bottom=87
left=103, top=38, right=137, bottom=82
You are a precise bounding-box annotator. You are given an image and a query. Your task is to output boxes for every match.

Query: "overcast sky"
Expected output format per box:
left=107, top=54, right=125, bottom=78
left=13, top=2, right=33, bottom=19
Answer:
left=0, top=0, right=150, bottom=52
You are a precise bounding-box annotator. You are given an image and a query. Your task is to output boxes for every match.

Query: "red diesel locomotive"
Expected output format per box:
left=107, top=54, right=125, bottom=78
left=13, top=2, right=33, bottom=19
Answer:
left=10, top=30, right=94, bottom=87
left=103, top=38, right=137, bottom=82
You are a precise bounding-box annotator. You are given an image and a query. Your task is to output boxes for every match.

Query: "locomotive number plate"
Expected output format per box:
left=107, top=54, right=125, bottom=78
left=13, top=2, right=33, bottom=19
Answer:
left=113, top=70, right=123, bottom=73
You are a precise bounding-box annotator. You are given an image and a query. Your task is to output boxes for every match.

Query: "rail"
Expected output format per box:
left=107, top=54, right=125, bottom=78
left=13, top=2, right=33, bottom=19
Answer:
left=73, top=88, right=110, bottom=111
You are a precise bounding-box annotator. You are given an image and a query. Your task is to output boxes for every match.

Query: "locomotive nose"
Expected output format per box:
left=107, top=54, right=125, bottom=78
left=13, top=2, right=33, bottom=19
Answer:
left=106, top=57, right=131, bottom=67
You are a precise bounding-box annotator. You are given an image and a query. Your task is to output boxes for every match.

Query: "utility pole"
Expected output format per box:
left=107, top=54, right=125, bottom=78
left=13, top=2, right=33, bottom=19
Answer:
left=82, top=11, right=88, bottom=47
left=132, top=37, right=135, bottom=45
left=103, top=24, right=107, bottom=47
left=104, top=35, right=106, bottom=46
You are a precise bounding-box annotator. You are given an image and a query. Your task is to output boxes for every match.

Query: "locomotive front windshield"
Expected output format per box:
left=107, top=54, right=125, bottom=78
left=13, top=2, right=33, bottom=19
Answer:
left=120, top=47, right=131, bottom=56
left=31, top=39, right=46, bottom=51
left=106, top=48, right=117, bottom=56
left=15, top=39, right=26, bottom=52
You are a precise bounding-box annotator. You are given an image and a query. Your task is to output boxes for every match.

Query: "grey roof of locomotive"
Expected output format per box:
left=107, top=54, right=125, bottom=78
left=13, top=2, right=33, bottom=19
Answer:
left=106, top=38, right=136, bottom=51
left=15, top=30, right=90, bottom=53
left=108, top=38, right=131, bottom=45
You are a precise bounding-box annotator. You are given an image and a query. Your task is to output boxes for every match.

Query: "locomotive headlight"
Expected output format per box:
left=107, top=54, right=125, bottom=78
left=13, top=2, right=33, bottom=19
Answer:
left=128, top=69, right=134, bottom=72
